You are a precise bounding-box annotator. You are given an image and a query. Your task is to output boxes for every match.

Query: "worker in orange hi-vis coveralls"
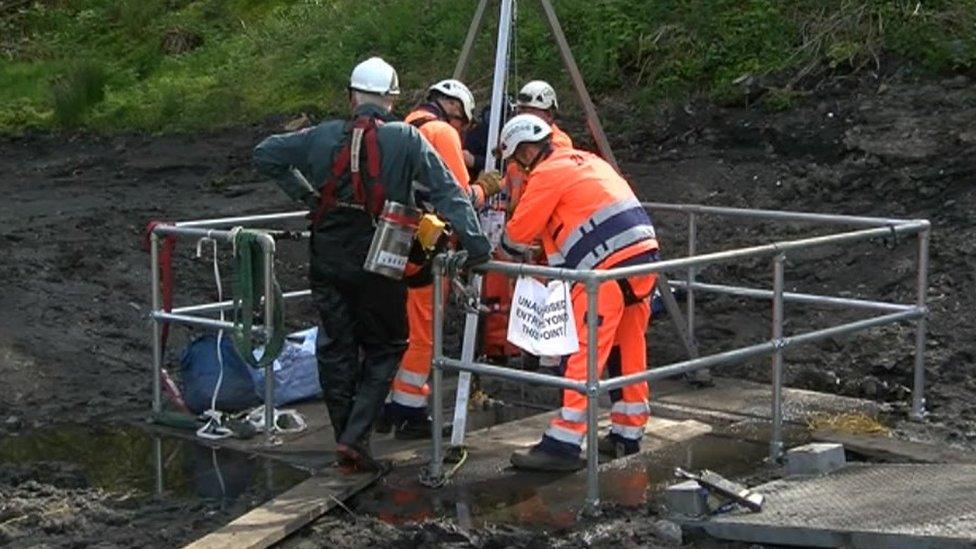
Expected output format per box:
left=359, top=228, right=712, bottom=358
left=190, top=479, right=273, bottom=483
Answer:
left=497, top=114, right=660, bottom=472
left=482, top=80, right=577, bottom=363
left=388, top=79, right=503, bottom=439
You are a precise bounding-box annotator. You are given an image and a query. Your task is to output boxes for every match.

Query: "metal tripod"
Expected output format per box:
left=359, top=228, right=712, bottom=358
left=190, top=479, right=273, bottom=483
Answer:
left=447, top=0, right=704, bottom=453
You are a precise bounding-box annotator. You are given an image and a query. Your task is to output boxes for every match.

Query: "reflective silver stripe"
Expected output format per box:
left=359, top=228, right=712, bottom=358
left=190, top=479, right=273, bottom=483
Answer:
left=396, top=369, right=428, bottom=388
left=576, top=225, right=656, bottom=271
left=391, top=390, right=427, bottom=408
left=611, top=401, right=650, bottom=416
left=560, top=197, right=643, bottom=255
left=350, top=127, right=364, bottom=173
left=547, top=250, right=565, bottom=266
left=610, top=424, right=645, bottom=440
left=545, top=424, right=585, bottom=445
left=559, top=407, right=587, bottom=423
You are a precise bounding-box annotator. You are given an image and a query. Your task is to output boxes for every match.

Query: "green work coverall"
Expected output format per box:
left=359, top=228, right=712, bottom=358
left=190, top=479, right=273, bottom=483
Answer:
left=254, top=104, right=490, bottom=451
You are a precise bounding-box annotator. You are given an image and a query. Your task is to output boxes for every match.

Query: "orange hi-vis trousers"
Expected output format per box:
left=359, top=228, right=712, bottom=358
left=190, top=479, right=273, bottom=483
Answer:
left=390, top=284, right=435, bottom=412
left=543, top=273, right=656, bottom=449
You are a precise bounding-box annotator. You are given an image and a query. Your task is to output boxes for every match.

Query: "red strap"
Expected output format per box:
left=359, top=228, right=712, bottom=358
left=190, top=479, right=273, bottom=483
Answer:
left=364, top=119, right=385, bottom=215
left=310, top=138, right=351, bottom=225
left=310, top=114, right=388, bottom=224
left=143, top=221, right=175, bottom=347
left=379, top=211, right=419, bottom=229
left=141, top=221, right=197, bottom=414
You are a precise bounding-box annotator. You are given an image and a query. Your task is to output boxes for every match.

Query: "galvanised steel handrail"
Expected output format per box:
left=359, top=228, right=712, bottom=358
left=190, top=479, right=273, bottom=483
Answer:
left=145, top=203, right=931, bottom=517
left=428, top=205, right=930, bottom=516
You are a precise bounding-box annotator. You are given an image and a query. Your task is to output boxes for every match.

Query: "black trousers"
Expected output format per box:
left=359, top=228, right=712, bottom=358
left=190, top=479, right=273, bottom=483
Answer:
left=310, top=215, right=408, bottom=449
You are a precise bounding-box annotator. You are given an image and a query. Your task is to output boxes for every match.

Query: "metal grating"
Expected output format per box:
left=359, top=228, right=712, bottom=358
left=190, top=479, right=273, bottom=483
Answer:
left=697, top=464, right=976, bottom=548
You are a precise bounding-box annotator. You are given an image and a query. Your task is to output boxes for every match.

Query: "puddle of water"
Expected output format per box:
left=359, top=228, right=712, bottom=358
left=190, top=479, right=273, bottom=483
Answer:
left=0, top=423, right=309, bottom=503
left=351, top=433, right=771, bottom=530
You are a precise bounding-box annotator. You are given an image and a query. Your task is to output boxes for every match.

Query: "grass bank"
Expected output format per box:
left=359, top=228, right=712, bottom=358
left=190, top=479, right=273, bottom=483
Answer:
left=1, top=0, right=974, bottom=133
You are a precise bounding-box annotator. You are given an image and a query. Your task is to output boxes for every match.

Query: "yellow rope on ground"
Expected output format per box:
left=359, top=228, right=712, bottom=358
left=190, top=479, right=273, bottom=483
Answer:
left=806, top=411, right=891, bottom=436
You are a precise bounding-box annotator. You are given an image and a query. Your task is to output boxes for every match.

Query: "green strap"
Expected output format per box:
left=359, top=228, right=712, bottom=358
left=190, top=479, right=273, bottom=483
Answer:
left=231, top=229, right=285, bottom=369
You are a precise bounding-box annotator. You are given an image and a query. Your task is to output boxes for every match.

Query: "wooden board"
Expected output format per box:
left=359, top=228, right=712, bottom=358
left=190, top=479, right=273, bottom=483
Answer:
left=183, top=471, right=378, bottom=549
left=653, top=377, right=881, bottom=424
left=812, top=430, right=976, bottom=464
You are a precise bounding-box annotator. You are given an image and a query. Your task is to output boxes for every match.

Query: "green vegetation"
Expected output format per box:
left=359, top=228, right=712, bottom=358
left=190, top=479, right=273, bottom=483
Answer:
left=0, top=0, right=973, bottom=133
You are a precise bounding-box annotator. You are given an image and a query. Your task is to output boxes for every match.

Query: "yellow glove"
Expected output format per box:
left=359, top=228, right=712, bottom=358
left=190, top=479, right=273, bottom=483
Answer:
left=416, top=214, right=446, bottom=251
left=474, top=170, right=503, bottom=198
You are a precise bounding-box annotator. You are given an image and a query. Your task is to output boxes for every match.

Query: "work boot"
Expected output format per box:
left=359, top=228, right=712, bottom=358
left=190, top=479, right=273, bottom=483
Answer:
left=597, top=434, right=640, bottom=459
left=393, top=416, right=451, bottom=440
left=510, top=444, right=585, bottom=472
left=335, top=442, right=387, bottom=473
left=685, top=367, right=714, bottom=387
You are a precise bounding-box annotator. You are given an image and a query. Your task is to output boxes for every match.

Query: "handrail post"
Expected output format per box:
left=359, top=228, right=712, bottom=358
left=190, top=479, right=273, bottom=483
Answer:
left=911, top=226, right=931, bottom=420
left=687, top=212, right=697, bottom=346
left=260, top=235, right=279, bottom=445
left=770, top=253, right=786, bottom=461
left=430, top=259, right=446, bottom=481
left=150, top=232, right=162, bottom=415
left=583, top=278, right=601, bottom=516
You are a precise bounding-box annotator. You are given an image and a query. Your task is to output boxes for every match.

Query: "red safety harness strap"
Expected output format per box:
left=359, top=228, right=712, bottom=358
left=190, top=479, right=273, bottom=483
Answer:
left=310, top=115, right=386, bottom=225
left=143, top=221, right=175, bottom=346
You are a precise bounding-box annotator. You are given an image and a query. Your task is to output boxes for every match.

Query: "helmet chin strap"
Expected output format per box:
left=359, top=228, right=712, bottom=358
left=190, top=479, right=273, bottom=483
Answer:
left=516, top=141, right=552, bottom=172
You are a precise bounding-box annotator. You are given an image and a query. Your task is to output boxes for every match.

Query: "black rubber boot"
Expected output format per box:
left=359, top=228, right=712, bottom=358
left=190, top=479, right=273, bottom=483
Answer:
left=597, top=434, right=640, bottom=458
left=374, top=403, right=393, bottom=434
left=510, top=444, right=585, bottom=472
left=335, top=441, right=388, bottom=473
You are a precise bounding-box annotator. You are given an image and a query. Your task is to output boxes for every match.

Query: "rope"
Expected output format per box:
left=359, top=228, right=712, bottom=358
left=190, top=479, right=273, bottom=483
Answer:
left=418, top=447, right=469, bottom=488
left=197, top=237, right=232, bottom=440
left=230, top=229, right=285, bottom=369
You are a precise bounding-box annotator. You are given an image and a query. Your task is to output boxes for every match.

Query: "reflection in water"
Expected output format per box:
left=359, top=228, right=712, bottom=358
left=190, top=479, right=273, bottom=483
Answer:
left=353, top=434, right=769, bottom=530
left=0, top=423, right=307, bottom=504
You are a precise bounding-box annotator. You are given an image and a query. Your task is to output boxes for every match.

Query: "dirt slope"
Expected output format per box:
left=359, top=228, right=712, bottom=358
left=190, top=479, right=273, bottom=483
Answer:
left=0, top=70, right=975, bottom=547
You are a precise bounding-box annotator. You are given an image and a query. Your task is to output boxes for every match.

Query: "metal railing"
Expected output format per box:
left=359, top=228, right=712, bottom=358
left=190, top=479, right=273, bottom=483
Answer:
left=148, top=212, right=311, bottom=445
left=427, top=203, right=931, bottom=516
left=147, top=205, right=930, bottom=515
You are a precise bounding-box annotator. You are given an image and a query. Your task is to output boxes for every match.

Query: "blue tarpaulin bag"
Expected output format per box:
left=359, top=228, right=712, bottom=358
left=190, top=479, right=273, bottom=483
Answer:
left=180, top=333, right=262, bottom=414
left=250, top=327, right=324, bottom=407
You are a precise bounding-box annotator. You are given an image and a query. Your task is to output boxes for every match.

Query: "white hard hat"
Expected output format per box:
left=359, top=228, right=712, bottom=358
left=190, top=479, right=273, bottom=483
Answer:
left=428, top=79, right=475, bottom=122
left=349, top=57, right=400, bottom=96
left=498, top=114, right=552, bottom=159
left=516, top=80, right=558, bottom=110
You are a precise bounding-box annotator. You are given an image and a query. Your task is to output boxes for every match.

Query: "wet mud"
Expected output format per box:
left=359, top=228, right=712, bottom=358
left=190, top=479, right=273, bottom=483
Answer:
left=2, top=69, right=975, bottom=546
left=0, top=424, right=308, bottom=547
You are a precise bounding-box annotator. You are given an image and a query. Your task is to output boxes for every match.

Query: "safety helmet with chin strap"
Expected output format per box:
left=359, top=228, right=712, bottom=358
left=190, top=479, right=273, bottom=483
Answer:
left=428, top=79, right=475, bottom=122
left=516, top=80, right=558, bottom=111
left=498, top=114, right=553, bottom=160
left=349, top=57, right=400, bottom=96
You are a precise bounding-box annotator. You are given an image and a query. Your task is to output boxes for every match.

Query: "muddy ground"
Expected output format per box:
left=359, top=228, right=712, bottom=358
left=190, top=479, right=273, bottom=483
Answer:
left=1, top=67, right=975, bottom=547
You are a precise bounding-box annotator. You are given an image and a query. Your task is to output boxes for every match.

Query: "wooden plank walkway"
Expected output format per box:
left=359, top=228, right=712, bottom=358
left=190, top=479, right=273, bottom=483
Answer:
left=812, top=430, right=976, bottom=464
left=183, top=471, right=379, bottom=549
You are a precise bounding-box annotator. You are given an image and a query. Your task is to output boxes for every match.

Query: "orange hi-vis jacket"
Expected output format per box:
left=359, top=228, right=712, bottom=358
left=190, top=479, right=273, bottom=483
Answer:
left=550, top=123, right=573, bottom=150
left=503, top=147, right=658, bottom=270
left=404, top=107, right=470, bottom=189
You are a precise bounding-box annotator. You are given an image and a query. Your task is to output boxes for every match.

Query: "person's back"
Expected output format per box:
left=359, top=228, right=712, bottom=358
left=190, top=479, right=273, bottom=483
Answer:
left=404, top=106, right=470, bottom=190
left=497, top=115, right=659, bottom=471
left=507, top=147, right=657, bottom=271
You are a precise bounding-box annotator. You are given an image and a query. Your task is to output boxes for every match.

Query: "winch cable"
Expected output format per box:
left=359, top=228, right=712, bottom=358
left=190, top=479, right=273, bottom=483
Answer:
left=230, top=229, right=285, bottom=370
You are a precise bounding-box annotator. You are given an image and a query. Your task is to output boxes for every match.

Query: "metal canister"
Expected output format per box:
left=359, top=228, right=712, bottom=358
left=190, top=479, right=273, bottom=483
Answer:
left=363, top=200, right=422, bottom=280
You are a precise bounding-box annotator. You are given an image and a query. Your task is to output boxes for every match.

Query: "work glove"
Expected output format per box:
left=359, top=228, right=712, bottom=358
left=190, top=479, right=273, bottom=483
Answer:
left=473, top=171, right=503, bottom=198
